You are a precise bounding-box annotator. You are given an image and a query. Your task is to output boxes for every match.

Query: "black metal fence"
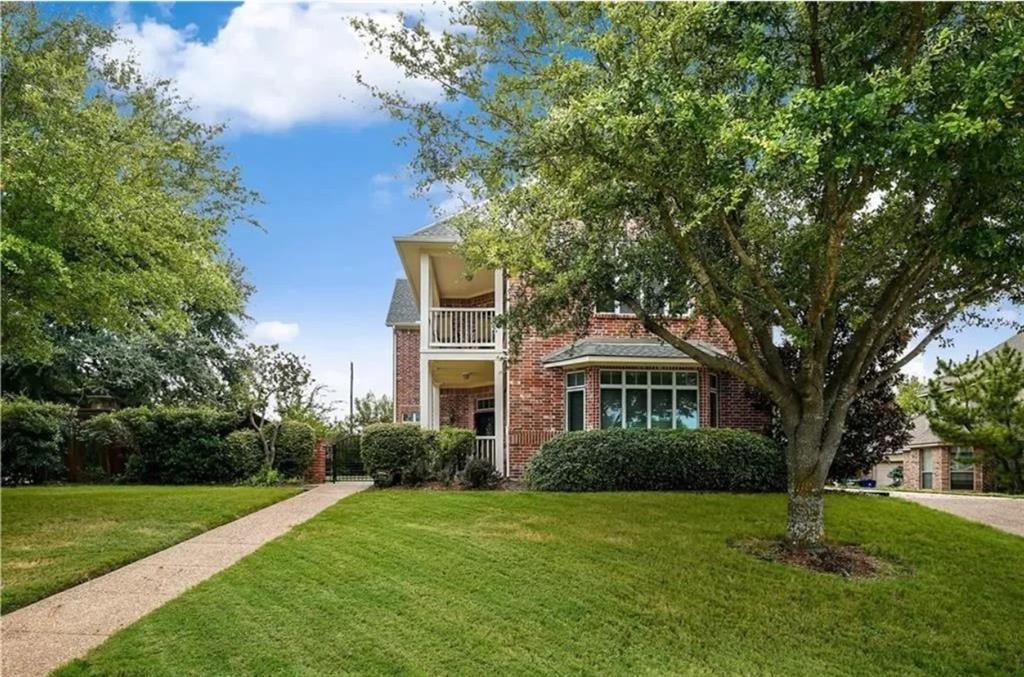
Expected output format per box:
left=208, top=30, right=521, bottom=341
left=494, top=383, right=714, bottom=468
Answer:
left=328, top=434, right=371, bottom=481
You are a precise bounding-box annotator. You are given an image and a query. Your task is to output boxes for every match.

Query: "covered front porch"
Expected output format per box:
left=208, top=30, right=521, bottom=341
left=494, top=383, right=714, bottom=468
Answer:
left=420, top=356, right=506, bottom=474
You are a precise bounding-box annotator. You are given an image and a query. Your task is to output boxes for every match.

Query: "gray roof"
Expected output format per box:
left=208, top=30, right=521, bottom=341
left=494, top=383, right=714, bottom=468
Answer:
left=983, top=332, right=1024, bottom=358
left=401, top=218, right=459, bottom=242
left=385, top=279, right=419, bottom=326
left=907, top=415, right=942, bottom=448
left=542, top=337, right=729, bottom=366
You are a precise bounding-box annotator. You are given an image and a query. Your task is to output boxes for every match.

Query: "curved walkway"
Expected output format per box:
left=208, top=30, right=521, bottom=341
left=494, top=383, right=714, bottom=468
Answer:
left=1, top=481, right=370, bottom=677
left=893, top=492, right=1024, bottom=537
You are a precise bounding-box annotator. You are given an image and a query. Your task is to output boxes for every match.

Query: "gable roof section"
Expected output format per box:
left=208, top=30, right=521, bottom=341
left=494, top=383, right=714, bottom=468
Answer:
left=982, top=331, right=1024, bottom=358
left=385, top=279, right=419, bottom=326
left=542, top=337, right=729, bottom=368
left=907, top=415, right=943, bottom=448
left=396, top=218, right=460, bottom=243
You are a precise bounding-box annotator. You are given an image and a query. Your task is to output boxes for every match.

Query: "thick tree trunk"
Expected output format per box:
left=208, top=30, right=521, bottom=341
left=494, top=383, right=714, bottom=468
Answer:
left=784, top=418, right=835, bottom=549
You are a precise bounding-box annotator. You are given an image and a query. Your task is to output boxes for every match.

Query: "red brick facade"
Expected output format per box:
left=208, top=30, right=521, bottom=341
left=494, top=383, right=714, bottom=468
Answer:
left=394, top=327, right=420, bottom=422
left=504, top=313, right=769, bottom=477
left=439, top=385, right=495, bottom=429
left=392, top=293, right=769, bottom=478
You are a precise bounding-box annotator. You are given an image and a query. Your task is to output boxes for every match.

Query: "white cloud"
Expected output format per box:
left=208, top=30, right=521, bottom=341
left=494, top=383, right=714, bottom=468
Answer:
left=901, top=355, right=933, bottom=381
left=106, top=2, right=446, bottom=132
left=250, top=320, right=301, bottom=344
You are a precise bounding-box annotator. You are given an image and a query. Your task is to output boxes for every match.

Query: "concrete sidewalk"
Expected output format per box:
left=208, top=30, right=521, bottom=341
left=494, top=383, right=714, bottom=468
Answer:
left=893, top=491, right=1024, bottom=537
left=1, top=482, right=370, bottom=677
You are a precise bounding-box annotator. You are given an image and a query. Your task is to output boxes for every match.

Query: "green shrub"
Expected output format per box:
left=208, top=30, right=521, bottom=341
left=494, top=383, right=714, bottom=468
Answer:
left=432, top=427, right=475, bottom=482
left=243, top=467, right=283, bottom=486
left=525, top=428, right=785, bottom=492
left=460, top=457, right=501, bottom=489
left=123, top=454, right=146, bottom=484
left=275, top=420, right=316, bottom=479
left=0, top=398, right=76, bottom=485
left=226, top=429, right=265, bottom=477
left=361, top=423, right=429, bottom=487
left=85, top=406, right=245, bottom=484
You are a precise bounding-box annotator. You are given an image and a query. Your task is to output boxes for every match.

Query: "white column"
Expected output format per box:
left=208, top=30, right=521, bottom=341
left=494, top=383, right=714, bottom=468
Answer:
left=419, top=358, right=430, bottom=429
left=494, top=268, right=505, bottom=349
left=493, top=357, right=505, bottom=476
left=419, top=252, right=430, bottom=351
left=432, top=384, right=441, bottom=430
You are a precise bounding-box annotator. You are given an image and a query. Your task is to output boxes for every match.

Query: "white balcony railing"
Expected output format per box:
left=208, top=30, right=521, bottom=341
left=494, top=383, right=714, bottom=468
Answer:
left=429, top=307, right=496, bottom=348
left=474, top=436, right=497, bottom=468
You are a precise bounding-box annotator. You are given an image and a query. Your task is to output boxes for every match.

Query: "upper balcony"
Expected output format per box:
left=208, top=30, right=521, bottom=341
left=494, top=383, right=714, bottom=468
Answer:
left=429, top=306, right=496, bottom=348
left=392, top=220, right=504, bottom=353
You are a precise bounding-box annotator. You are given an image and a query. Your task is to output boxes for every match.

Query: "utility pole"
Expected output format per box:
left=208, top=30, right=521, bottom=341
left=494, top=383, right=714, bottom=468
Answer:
left=349, top=361, right=354, bottom=434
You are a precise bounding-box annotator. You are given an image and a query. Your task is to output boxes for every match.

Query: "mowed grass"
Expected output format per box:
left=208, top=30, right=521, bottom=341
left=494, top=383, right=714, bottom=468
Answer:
left=1, top=484, right=300, bottom=613
left=60, top=491, right=1023, bottom=676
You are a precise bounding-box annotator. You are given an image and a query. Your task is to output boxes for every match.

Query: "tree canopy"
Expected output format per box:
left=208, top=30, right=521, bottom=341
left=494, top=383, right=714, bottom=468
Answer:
left=1, top=5, right=258, bottom=363
left=359, top=2, right=1024, bottom=545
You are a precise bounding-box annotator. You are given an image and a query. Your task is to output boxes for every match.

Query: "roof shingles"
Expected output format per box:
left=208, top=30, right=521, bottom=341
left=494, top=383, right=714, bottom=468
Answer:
left=385, top=279, right=419, bottom=326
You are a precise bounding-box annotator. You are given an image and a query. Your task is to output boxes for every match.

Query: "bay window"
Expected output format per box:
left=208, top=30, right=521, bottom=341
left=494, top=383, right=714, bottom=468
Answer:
left=565, top=372, right=585, bottom=431
left=599, top=369, right=699, bottom=430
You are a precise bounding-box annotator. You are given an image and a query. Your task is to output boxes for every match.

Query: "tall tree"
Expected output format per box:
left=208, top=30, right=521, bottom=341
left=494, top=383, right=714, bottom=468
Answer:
left=358, top=3, right=1024, bottom=546
left=1, top=5, right=258, bottom=362
left=928, top=345, right=1024, bottom=493
left=895, top=376, right=931, bottom=418
left=234, top=344, right=321, bottom=468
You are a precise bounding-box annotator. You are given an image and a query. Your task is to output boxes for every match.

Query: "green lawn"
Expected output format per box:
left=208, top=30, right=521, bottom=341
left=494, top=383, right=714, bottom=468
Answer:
left=1, top=484, right=300, bottom=613
left=59, top=491, right=1023, bottom=676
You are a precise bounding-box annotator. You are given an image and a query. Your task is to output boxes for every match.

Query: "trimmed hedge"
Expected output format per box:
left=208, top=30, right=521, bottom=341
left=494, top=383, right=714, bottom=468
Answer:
left=81, top=406, right=243, bottom=484
left=525, top=428, right=785, bottom=492
left=432, top=427, right=475, bottom=482
left=361, top=423, right=477, bottom=487
left=275, top=420, right=316, bottom=479
left=0, top=398, right=76, bottom=485
left=361, top=423, right=430, bottom=487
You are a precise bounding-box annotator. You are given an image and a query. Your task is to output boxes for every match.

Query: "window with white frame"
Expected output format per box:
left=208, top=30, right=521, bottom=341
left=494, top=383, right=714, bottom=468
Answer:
left=476, top=398, right=495, bottom=411
left=565, top=372, right=585, bottom=431
left=599, top=369, right=698, bottom=430
left=950, top=446, right=975, bottom=490
left=709, top=373, right=720, bottom=428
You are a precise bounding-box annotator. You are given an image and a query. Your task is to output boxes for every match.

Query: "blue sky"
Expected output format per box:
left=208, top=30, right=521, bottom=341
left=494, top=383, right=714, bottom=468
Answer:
left=53, top=2, right=1021, bottom=415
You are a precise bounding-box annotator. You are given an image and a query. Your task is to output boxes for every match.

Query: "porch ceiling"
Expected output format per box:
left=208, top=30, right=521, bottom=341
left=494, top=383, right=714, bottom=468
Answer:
left=395, top=240, right=494, bottom=301
left=429, top=359, right=494, bottom=388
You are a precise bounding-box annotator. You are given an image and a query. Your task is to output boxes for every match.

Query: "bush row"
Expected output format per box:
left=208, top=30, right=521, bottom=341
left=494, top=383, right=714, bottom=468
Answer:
left=360, top=423, right=496, bottom=488
left=524, top=428, right=785, bottom=492
left=0, top=398, right=317, bottom=486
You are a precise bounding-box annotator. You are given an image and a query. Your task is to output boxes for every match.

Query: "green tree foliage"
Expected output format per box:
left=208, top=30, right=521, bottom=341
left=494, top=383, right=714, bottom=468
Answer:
left=896, top=376, right=931, bottom=418
left=1, top=5, right=258, bottom=362
left=358, top=3, right=1024, bottom=545
left=233, top=344, right=323, bottom=467
left=342, top=392, right=395, bottom=433
left=928, top=345, right=1024, bottom=493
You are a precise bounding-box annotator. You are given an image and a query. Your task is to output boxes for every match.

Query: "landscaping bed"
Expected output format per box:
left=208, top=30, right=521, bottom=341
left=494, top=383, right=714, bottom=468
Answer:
left=57, top=492, right=1024, bottom=676
left=1, top=484, right=301, bottom=612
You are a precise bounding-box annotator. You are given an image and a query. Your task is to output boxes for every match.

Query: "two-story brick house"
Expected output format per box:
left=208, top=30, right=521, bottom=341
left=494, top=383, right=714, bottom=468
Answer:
left=386, top=219, right=770, bottom=478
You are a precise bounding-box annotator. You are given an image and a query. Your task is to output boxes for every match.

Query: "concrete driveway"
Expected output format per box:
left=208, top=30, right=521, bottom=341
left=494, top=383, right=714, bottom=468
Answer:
left=893, top=492, right=1024, bottom=537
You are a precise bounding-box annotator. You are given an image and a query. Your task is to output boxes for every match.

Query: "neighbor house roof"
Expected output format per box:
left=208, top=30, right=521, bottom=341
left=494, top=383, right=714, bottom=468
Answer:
left=906, top=415, right=943, bottom=448
left=983, top=332, right=1024, bottom=358
left=385, top=279, right=419, bottom=326
left=542, top=337, right=729, bottom=368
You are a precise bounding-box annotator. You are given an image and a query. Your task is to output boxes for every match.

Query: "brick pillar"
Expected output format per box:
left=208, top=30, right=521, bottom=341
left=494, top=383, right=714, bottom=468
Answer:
left=305, top=439, right=326, bottom=484
left=934, top=447, right=951, bottom=491
left=903, top=450, right=920, bottom=490
left=973, top=459, right=985, bottom=492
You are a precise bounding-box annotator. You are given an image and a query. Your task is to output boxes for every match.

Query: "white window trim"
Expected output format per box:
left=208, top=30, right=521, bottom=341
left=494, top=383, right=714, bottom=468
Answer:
left=476, top=397, right=495, bottom=412
left=599, top=369, right=699, bottom=430
left=565, top=371, right=586, bottom=431
left=709, top=373, right=720, bottom=428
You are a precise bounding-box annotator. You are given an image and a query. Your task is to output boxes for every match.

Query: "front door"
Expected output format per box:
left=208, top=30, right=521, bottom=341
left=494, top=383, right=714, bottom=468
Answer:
left=474, top=411, right=495, bottom=436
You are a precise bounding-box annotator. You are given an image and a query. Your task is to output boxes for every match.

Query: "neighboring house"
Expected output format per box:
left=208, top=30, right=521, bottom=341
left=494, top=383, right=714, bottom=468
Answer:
left=894, top=332, right=1023, bottom=492
left=385, top=220, right=769, bottom=478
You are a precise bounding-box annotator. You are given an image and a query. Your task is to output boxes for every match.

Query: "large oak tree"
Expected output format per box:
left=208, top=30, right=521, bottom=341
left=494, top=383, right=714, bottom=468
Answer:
left=358, top=3, right=1024, bottom=545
